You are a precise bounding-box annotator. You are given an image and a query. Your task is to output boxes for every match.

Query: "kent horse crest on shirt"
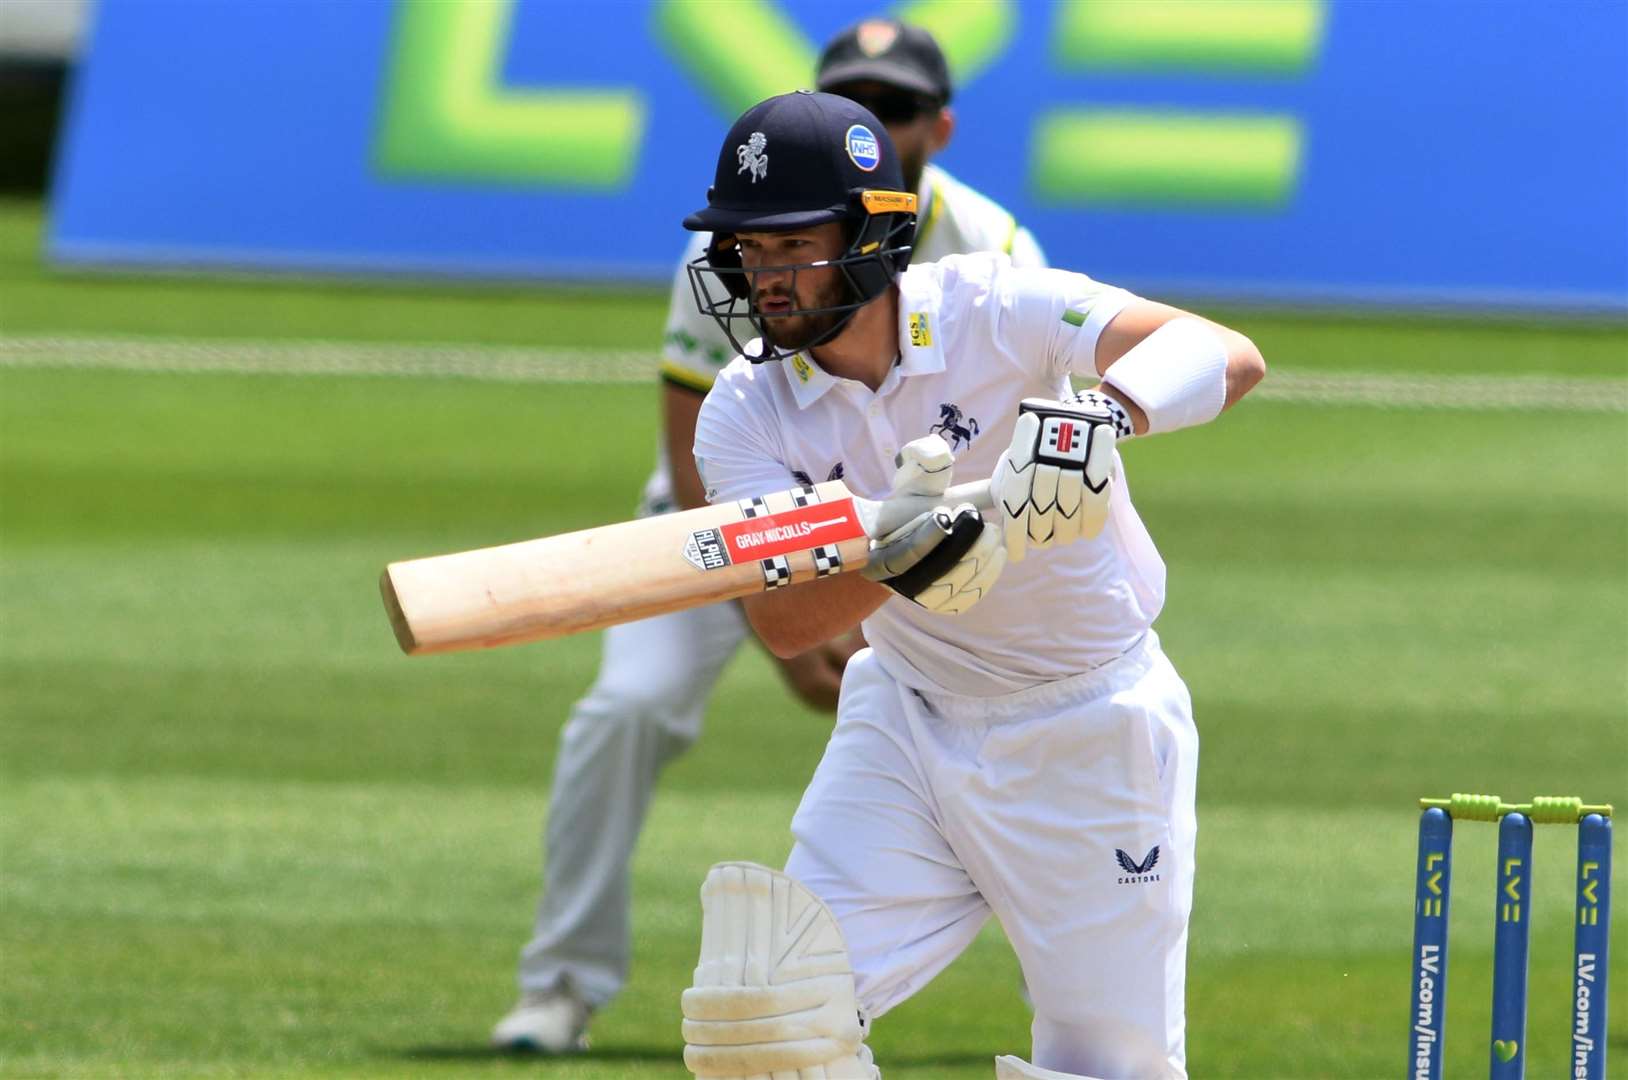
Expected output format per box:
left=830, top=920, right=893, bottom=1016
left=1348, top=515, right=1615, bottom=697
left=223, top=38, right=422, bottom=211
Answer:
left=929, top=403, right=980, bottom=450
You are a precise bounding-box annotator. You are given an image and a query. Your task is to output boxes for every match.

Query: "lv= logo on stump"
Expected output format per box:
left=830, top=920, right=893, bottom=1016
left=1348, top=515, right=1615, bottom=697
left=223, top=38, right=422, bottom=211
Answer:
left=1407, top=793, right=1613, bottom=1080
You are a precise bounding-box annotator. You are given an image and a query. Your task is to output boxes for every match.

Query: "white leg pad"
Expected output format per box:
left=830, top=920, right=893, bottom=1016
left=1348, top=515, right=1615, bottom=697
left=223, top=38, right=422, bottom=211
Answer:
left=995, top=1054, right=1107, bottom=1080
left=682, top=861, right=875, bottom=1079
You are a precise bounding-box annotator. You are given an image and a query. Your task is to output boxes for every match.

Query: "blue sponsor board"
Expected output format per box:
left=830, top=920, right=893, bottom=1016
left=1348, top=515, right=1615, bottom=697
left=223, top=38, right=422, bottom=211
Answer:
left=49, top=0, right=1628, bottom=311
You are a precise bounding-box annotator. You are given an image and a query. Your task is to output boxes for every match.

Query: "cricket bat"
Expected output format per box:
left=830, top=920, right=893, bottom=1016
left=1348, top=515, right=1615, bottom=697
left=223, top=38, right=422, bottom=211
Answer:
left=381, top=478, right=992, bottom=656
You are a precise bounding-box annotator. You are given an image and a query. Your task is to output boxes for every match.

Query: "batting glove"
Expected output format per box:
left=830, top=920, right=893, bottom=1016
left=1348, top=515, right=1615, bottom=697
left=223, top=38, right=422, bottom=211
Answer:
left=862, top=503, right=1005, bottom=614
left=991, top=391, right=1128, bottom=562
left=860, top=434, right=1004, bottom=613
left=887, top=433, right=954, bottom=499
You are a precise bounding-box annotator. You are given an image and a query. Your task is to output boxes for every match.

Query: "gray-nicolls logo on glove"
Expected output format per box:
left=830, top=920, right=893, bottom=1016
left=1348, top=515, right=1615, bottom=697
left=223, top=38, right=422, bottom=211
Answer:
left=991, top=390, right=1129, bottom=562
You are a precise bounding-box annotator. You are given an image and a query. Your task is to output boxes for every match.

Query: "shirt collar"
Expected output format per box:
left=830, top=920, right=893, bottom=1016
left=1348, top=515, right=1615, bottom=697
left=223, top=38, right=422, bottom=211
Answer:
left=780, top=346, right=838, bottom=409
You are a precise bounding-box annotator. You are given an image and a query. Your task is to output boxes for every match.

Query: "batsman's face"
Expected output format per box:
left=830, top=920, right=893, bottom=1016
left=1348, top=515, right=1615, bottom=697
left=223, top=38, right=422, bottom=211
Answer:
left=739, top=224, right=849, bottom=351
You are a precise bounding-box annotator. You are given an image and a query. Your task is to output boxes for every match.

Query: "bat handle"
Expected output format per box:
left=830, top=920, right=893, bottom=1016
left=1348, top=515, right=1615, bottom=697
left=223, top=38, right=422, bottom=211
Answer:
left=867, top=479, right=993, bottom=538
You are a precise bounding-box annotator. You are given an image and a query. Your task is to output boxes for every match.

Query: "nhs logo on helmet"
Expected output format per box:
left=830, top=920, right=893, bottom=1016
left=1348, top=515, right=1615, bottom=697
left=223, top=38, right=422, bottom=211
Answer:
left=845, top=125, right=880, bottom=172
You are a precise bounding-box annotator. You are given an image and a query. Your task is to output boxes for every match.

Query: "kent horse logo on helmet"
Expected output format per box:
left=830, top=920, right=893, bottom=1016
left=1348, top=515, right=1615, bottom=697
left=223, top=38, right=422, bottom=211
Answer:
left=681, top=91, right=918, bottom=366
left=737, top=132, right=768, bottom=183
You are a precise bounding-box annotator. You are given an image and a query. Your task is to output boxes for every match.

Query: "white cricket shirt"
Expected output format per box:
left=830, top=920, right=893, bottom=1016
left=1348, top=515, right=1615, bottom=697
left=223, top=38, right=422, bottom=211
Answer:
left=640, top=163, right=1044, bottom=515
left=694, top=252, right=1167, bottom=697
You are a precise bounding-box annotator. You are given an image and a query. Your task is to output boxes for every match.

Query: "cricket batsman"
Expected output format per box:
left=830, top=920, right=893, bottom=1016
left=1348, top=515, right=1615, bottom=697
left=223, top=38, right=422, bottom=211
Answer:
left=675, top=91, right=1265, bottom=1078
left=494, top=19, right=1047, bottom=1053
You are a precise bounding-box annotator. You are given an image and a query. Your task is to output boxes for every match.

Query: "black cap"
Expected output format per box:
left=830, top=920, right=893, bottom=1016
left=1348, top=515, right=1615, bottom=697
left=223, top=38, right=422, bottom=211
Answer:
left=816, top=18, right=952, bottom=104
left=684, top=91, right=905, bottom=234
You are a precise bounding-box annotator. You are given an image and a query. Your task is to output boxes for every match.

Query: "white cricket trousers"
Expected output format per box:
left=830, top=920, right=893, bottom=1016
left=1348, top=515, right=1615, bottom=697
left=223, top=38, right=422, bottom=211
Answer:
left=518, top=601, right=747, bottom=1006
left=785, top=632, right=1198, bottom=1079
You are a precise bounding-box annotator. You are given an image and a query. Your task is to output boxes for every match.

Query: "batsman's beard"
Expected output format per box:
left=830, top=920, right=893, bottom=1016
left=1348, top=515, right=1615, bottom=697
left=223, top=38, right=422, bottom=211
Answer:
left=753, top=277, right=852, bottom=352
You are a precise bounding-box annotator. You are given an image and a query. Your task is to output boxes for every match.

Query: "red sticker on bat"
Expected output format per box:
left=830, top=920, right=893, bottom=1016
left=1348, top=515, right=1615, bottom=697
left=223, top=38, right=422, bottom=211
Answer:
left=721, top=499, right=866, bottom=562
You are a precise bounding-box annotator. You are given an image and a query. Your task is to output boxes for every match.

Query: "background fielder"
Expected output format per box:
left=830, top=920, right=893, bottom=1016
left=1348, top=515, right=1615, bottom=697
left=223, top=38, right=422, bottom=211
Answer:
left=494, top=18, right=1046, bottom=1053
left=677, top=90, right=1264, bottom=1078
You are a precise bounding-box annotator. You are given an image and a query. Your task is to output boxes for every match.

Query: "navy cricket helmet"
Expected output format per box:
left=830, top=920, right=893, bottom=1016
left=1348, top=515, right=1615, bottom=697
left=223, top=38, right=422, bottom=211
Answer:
left=683, top=90, right=917, bottom=364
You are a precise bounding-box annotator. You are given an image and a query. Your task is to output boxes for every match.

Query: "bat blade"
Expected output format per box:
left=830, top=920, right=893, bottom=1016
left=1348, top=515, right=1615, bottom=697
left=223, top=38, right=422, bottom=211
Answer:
left=381, top=479, right=990, bottom=656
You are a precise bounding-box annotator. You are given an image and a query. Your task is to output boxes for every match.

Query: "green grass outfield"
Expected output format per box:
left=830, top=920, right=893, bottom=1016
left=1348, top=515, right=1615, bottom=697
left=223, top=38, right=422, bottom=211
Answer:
left=2, top=197, right=1625, bottom=1078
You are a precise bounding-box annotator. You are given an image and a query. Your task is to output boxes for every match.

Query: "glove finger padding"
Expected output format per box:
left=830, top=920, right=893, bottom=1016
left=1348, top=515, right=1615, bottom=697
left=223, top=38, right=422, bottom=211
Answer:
left=993, top=449, right=1031, bottom=564
left=911, top=512, right=1005, bottom=615
left=1050, top=467, right=1085, bottom=549
left=992, top=397, right=1118, bottom=562
left=861, top=503, right=1003, bottom=614
left=1026, top=465, right=1062, bottom=550
left=889, top=433, right=954, bottom=498
left=1079, top=418, right=1116, bottom=537
left=993, top=410, right=1041, bottom=563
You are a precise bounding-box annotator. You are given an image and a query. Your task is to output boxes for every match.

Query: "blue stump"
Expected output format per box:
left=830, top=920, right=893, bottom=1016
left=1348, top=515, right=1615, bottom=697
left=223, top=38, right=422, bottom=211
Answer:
left=1408, top=806, right=1453, bottom=1080
left=1570, top=814, right=1612, bottom=1080
left=1489, top=812, right=1533, bottom=1079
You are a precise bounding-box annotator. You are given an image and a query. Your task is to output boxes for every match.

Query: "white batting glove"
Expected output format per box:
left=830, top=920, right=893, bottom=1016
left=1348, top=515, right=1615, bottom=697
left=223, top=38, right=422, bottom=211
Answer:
left=887, top=433, right=953, bottom=498
left=862, top=503, right=1005, bottom=614
left=860, top=434, right=1004, bottom=613
left=990, top=392, right=1127, bottom=562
